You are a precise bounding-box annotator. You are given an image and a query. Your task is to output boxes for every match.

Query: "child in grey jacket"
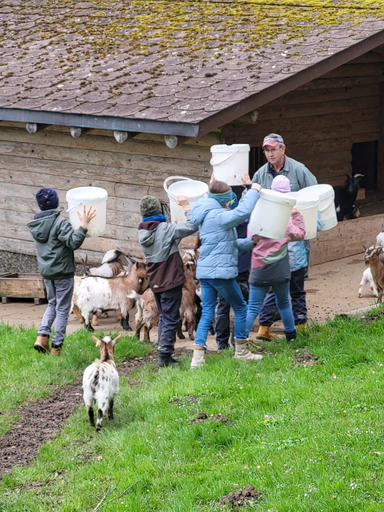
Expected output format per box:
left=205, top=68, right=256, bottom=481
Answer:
left=137, top=195, right=198, bottom=367
left=27, top=188, right=95, bottom=356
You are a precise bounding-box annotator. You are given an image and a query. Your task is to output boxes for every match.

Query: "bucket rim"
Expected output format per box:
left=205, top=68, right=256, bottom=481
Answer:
left=301, top=184, right=334, bottom=201
left=66, top=186, right=108, bottom=200
left=259, top=188, right=296, bottom=206
left=210, top=143, right=250, bottom=153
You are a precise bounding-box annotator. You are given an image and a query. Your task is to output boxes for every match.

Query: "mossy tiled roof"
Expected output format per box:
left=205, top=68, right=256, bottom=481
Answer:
left=1, top=0, right=384, bottom=132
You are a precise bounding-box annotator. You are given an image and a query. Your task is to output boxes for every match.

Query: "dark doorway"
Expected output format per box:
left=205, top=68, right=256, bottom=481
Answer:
left=249, top=146, right=267, bottom=180
left=351, top=141, right=378, bottom=191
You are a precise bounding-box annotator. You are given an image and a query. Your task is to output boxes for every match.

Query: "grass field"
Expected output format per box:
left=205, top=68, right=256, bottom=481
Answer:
left=1, top=312, right=384, bottom=511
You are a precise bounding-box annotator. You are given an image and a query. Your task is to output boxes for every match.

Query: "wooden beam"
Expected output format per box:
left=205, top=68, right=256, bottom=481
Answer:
left=70, top=127, right=90, bottom=139
left=26, top=123, right=48, bottom=134
left=164, top=135, right=188, bottom=149
left=113, top=131, right=140, bottom=144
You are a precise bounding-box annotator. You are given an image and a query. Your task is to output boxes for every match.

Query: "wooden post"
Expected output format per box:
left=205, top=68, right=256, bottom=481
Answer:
left=378, top=82, right=384, bottom=192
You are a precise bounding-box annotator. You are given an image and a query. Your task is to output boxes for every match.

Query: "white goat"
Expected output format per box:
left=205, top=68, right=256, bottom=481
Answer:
left=76, top=262, right=148, bottom=331
left=83, top=335, right=121, bottom=431
left=358, top=267, right=378, bottom=298
left=88, top=249, right=133, bottom=277
left=376, top=232, right=384, bottom=248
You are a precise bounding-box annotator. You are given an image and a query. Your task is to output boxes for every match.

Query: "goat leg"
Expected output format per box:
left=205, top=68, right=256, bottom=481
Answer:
left=108, top=399, right=114, bottom=420
left=96, top=409, right=103, bottom=431
left=87, top=406, right=95, bottom=427
left=177, top=319, right=185, bottom=339
left=121, top=315, right=132, bottom=331
left=91, top=313, right=98, bottom=327
left=144, top=326, right=150, bottom=342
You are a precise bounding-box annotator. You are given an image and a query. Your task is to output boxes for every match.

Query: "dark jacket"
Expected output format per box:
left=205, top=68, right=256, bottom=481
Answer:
left=27, top=210, right=87, bottom=280
left=137, top=215, right=198, bottom=293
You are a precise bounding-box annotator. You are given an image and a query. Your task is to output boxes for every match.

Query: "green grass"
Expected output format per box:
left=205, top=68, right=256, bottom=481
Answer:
left=1, top=313, right=384, bottom=511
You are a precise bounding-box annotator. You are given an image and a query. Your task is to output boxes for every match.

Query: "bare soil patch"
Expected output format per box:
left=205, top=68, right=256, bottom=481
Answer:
left=189, top=411, right=229, bottom=425
left=0, top=353, right=157, bottom=476
left=361, top=310, right=384, bottom=326
left=216, top=484, right=262, bottom=509
left=292, top=349, right=319, bottom=367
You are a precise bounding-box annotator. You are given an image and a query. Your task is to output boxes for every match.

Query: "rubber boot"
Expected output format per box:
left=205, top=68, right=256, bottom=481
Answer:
left=34, top=335, right=50, bottom=354
left=296, top=322, right=307, bottom=332
left=234, top=339, right=263, bottom=361
left=285, top=330, right=297, bottom=344
left=256, top=326, right=276, bottom=341
left=51, top=345, right=62, bottom=357
left=157, top=355, right=179, bottom=367
left=191, top=345, right=206, bottom=369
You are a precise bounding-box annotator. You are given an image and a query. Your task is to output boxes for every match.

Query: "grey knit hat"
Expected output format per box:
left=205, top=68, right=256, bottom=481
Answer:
left=140, top=195, right=162, bottom=218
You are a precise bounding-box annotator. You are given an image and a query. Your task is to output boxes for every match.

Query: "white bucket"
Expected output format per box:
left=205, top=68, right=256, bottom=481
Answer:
left=249, top=189, right=296, bottom=240
left=66, top=186, right=108, bottom=237
left=163, top=176, right=208, bottom=223
left=288, top=192, right=319, bottom=240
left=300, top=184, right=337, bottom=231
left=210, top=144, right=250, bottom=186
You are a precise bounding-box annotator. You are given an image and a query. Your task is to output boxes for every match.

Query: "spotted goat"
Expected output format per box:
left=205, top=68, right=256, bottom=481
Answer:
left=363, top=245, right=384, bottom=302
left=82, top=334, right=121, bottom=431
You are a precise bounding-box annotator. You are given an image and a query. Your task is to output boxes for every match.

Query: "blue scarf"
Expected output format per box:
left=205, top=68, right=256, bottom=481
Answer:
left=208, top=188, right=233, bottom=205
left=143, top=214, right=167, bottom=223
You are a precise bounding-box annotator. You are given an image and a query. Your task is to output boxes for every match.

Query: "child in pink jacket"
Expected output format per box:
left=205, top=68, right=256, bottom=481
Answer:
left=246, top=175, right=305, bottom=343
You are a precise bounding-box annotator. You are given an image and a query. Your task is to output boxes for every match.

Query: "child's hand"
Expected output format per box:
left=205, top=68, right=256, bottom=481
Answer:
left=176, top=195, right=191, bottom=211
left=77, top=205, right=96, bottom=229
left=251, top=183, right=261, bottom=192
left=209, top=171, right=216, bottom=184
left=241, top=173, right=252, bottom=186
left=292, top=206, right=298, bottom=214
left=252, top=234, right=261, bottom=245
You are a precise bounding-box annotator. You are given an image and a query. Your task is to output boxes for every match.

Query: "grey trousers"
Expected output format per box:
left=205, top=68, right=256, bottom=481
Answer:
left=38, top=277, right=74, bottom=347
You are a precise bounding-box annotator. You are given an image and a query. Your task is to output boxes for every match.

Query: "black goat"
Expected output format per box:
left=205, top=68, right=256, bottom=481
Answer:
left=333, top=173, right=364, bottom=221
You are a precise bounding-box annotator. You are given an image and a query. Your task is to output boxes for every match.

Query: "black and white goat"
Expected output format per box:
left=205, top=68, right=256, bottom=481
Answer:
left=83, top=334, right=121, bottom=431
left=334, top=173, right=364, bottom=221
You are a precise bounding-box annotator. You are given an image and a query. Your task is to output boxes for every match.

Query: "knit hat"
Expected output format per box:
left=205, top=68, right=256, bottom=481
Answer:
left=140, top=195, right=162, bottom=218
left=271, top=175, right=291, bottom=193
left=36, top=188, right=59, bottom=210
left=228, top=191, right=239, bottom=210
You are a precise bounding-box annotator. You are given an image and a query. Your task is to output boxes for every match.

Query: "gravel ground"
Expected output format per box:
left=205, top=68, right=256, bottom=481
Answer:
left=0, top=251, right=84, bottom=275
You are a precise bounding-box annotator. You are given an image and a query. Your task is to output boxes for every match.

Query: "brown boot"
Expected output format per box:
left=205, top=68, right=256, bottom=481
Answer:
left=34, top=335, right=50, bottom=354
left=256, top=326, right=276, bottom=341
left=51, top=346, right=62, bottom=357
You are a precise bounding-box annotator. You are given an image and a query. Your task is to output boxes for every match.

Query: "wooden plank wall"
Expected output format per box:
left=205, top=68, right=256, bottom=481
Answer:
left=222, top=49, right=384, bottom=187
left=0, top=124, right=218, bottom=263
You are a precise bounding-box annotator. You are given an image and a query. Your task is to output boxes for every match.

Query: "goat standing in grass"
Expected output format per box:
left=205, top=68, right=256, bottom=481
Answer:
left=83, top=334, right=121, bottom=431
left=363, top=246, right=384, bottom=302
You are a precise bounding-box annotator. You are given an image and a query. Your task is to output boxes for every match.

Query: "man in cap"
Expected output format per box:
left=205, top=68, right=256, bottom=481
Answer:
left=251, top=133, right=317, bottom=340
left=252, top=133, right=317, bottom=192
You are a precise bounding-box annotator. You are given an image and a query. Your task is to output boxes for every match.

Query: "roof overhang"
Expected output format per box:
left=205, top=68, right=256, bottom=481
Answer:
left=0, top=108, right=200, bottom=137
left=1, top=28, right=384, bottom=140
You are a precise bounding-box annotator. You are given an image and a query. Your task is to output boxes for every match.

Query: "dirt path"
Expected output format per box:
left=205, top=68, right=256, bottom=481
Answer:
left=0, top=353, right=158, bottom=476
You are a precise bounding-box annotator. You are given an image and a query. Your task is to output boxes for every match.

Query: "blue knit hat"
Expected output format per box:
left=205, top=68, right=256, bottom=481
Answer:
left=36, top=188, right=59, bottom=211
left=228, top=191, right=238, bottom=210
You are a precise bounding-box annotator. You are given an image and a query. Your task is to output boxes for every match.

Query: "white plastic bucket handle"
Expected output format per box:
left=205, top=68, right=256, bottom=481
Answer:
left=163, top=176, right=193, bottom=201
left=210, top=149, right=240, bottom=167
left=66, top=202, right=83, bottom=213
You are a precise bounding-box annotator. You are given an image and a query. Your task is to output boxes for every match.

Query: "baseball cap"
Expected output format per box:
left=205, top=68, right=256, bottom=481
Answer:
left=262, top=133, right=284, bottom=148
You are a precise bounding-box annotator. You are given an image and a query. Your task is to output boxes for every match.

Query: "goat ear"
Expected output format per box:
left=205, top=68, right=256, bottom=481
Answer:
left=363, top=245, right=366, bottom=250
left=91, top=335, right=101, bottom=345
left=112, top=334, right=121, bottom=346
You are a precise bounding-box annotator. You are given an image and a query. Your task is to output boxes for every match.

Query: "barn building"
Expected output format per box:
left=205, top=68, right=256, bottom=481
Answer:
left=1, top=1, right=384, bottom=267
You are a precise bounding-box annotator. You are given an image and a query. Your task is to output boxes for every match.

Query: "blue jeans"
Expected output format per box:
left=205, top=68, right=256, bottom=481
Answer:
left=38, top=278, right=74, bottom=347
left=195, top=278, right=248, bottom=347
left=246, top=281, right=295, bottom=335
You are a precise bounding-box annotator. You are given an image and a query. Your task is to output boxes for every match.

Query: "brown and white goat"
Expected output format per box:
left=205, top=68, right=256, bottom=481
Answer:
left=82, top=335, right=121, bottom=431
left=363, top=245, right=384, bottom=302
left=129, top=288, right=159, bottom=342
left=75, top=263, right=148, bottom=331
left=177, top=266, right=198, bottom=340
